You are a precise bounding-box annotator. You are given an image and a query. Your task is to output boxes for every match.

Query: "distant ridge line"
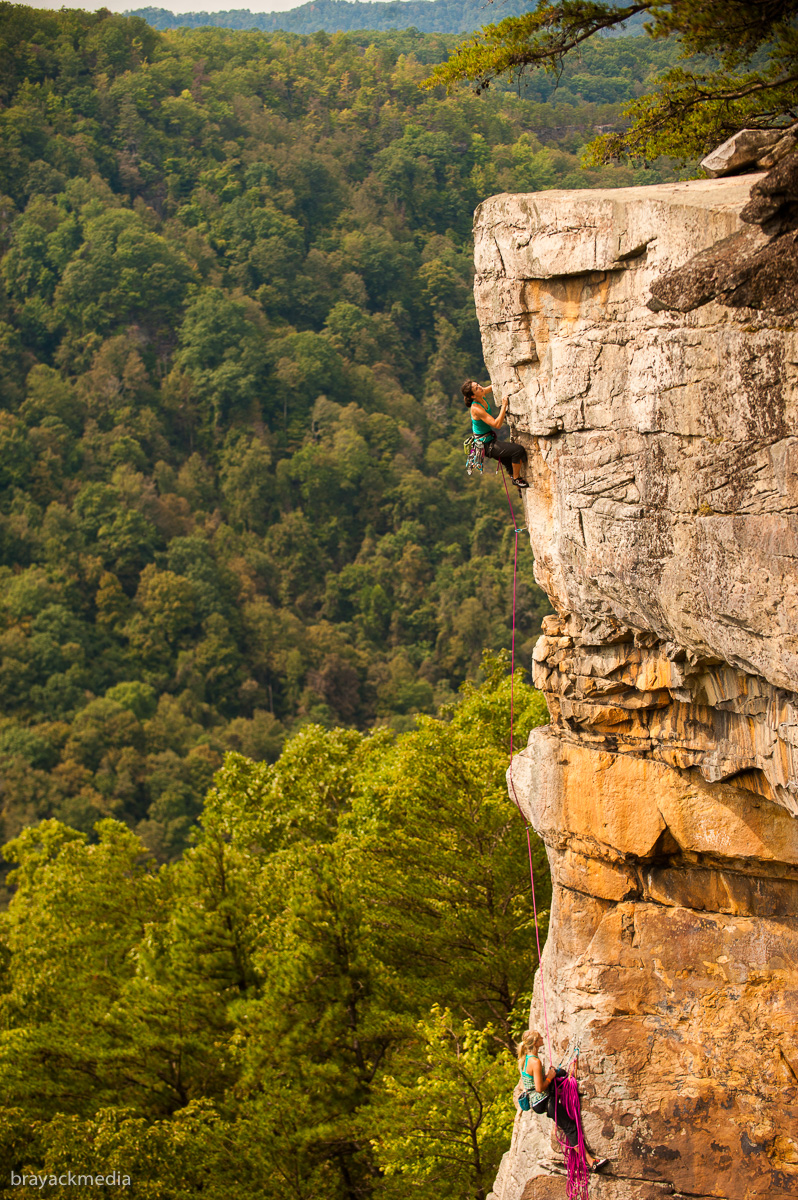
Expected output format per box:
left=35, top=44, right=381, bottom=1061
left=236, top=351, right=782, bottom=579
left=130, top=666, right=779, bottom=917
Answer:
left=127, top=0, right=549, bottom=36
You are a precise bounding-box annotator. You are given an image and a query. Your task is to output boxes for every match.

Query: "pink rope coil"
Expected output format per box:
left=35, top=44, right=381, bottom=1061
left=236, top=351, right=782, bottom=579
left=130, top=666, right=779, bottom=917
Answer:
left=554, top=1065, right=590, bottom=1200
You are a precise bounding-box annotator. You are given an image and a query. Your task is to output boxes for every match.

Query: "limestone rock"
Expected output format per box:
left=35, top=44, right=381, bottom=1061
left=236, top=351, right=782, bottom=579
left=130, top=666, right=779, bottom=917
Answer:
left=647, top=222, right=798, bottom=314
left=532, top=619, right=798, bottom=816
left=755, top=123, right=798, bottom=171
left=700, top=129, right=783, bottom=177
left=474, top=178, right=798, bottom=1200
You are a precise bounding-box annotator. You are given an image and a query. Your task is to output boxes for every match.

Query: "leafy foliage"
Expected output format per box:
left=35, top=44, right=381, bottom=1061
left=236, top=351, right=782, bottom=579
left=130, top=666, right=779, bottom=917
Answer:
left=0, top=6, right=681, bottom=862
left=0, top=666, right=551, bottom=1200
left=427, top=0, right=798, bottom=163
left=368, top=1008, right=517, bottom=1200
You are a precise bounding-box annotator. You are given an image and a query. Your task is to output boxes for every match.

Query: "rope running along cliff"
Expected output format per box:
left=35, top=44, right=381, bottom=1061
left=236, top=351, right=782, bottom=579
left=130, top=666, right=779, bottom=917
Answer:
left=498, top=463, right=590, bottom=1200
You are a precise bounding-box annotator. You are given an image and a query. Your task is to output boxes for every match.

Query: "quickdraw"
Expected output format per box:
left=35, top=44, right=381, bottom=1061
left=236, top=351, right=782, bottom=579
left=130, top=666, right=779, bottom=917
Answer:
left=464, top=434, right=486, bottom=475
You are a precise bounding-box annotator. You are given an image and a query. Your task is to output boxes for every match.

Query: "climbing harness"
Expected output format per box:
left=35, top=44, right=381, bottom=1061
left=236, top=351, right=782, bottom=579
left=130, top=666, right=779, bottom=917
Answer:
left=465, top=387, right=496, bottom=475
left=500, top=466, right=589, bottom=1200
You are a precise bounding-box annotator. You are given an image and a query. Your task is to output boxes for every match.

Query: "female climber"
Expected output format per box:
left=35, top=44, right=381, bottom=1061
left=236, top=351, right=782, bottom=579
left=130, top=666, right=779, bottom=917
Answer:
left=517, top=1030, right=609, bottom=1174
left=462, top=380, right=528, bottom=488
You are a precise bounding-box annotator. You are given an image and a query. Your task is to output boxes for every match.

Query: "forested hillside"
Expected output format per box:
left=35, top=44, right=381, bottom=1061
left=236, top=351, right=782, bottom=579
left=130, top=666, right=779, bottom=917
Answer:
left=0, top=7, right=691, bottom=1195
left=0, top=4, right=681, bottom=863
left=133, top=1, right=648, bottom=48
left=132, top=0, right=533, bottom=35
left=0, top=666, right=551, bottom=1198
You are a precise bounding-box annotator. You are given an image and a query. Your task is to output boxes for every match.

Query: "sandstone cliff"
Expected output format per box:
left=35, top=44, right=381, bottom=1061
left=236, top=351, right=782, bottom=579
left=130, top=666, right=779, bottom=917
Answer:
left=474, top=178, right=798, bottom=1200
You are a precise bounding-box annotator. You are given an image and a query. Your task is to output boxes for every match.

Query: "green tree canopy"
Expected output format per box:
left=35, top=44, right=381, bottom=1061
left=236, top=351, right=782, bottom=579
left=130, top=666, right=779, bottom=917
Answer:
left=0, top=664, right=551, bottom=1200
left=0, top=5, right=681, bottom=860
left=427, top=1, right=798, bottom=162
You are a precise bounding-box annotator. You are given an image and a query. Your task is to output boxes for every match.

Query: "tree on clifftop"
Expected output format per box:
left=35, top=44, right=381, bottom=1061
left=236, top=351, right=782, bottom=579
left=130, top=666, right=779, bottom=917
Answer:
left=427, top=1, right=798, bottom=162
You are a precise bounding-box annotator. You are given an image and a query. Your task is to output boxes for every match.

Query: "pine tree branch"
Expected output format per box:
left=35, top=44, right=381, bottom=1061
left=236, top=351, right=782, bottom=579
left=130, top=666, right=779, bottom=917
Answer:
left=425, top=1, right=653, bottom=90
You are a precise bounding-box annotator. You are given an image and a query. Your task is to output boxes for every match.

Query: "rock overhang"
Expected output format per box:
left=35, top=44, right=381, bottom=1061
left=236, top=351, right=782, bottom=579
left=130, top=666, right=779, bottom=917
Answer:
left=474, top=180, right=760, bottom=283
left=475, top=178, right=798, bottom=719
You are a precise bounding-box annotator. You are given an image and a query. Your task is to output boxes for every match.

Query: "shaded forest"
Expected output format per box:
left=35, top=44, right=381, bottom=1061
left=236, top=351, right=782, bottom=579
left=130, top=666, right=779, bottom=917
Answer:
left=0, top=4, right=680, bottom=864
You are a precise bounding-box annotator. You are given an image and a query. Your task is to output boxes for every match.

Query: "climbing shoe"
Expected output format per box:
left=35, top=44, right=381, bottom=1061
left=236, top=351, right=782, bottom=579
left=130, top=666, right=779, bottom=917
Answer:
left=591, top=1160, right=610, bottom=1174
left=512, top=478, right=530, bottom=489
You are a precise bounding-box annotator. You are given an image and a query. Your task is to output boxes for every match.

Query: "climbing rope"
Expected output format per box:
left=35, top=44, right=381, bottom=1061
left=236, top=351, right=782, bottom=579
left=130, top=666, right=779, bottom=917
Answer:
left=498, top=464, right=554, bottom=1066
left=552, top=1050, right=590, bottom=1200
left=498, top=465, right=588, bottom=1200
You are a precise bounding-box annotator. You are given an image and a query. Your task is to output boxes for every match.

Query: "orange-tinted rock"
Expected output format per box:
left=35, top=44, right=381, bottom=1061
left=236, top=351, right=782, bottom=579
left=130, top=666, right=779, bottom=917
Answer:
left=478, top=180, right=798, bottom=1200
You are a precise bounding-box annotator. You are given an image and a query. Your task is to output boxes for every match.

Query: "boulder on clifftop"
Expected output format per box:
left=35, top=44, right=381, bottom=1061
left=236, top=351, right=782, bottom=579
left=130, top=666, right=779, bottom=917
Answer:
left=700, top=128, right=785, bottom=177
left=650, top=147, right=798, bottom=314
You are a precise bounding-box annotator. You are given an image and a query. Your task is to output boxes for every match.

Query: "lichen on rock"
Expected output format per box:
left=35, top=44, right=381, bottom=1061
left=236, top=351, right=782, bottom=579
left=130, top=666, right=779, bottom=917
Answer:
left=474, top=177, right=798, bottom=1200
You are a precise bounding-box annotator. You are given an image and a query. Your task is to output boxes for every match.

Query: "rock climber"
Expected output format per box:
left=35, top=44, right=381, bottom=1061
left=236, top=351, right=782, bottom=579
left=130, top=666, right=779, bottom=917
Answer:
left=517, top=1030, right=609, bottom=1174
left=462, top=379, right=528, bottom=488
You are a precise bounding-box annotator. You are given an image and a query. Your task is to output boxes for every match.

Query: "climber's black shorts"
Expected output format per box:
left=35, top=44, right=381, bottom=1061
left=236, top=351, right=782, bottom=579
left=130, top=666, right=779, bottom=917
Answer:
left=484, top=439, right=526, bottom=467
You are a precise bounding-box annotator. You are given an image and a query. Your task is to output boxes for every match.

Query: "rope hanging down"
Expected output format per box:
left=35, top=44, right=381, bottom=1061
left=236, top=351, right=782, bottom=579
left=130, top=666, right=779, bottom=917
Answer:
left=498, top=465, right=589, bottom=1200
left=498, top=464, right=553, bottom=1066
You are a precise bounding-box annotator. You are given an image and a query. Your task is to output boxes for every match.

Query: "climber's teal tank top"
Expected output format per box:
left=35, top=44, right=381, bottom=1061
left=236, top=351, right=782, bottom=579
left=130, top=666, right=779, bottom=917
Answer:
left=471, top=397, right=494, bottom=441
left=520, top=1054, right=548, bottom=1106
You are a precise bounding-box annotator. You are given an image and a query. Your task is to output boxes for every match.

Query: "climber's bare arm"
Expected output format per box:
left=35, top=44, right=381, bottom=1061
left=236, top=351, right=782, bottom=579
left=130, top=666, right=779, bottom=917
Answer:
left=471, top=397, right=507, bottom=430
left=530, top=1058, right=556, bottom=1092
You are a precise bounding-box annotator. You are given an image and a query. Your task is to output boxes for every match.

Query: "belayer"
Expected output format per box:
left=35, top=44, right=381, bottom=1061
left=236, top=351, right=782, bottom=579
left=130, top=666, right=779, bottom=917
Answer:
left=517, top=1030, right=609, bottom=1177
left=462, top=379, right=528, bottom=488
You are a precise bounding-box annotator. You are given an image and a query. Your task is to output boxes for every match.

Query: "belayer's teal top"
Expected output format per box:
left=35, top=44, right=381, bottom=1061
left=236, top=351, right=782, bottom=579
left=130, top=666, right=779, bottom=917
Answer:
left=471, top=397, right=494, bottom=441
left=520, top=1054, right=549, bottom=1106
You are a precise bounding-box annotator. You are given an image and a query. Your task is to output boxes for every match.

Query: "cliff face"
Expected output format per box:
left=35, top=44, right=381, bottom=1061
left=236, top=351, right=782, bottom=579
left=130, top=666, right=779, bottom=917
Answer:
left=474, top=179, right=798, bottom=1200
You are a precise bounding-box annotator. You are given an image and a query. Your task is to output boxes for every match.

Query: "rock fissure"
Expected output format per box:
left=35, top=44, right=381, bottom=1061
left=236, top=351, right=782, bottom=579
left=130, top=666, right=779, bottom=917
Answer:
left=477, top=178, right=798, bottom=1200
left=551, top=861, right=798, bottom=925
left=549, top=873, right=797, bottom=917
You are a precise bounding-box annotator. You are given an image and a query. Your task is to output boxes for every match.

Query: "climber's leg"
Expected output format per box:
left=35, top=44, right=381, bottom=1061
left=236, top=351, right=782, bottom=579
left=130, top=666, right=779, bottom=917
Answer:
left=484, top=439, right=528, bottom=486
left=554, top=1110, right=579, bottom=1147
left=550, top=1103, right=603, bottom=1169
